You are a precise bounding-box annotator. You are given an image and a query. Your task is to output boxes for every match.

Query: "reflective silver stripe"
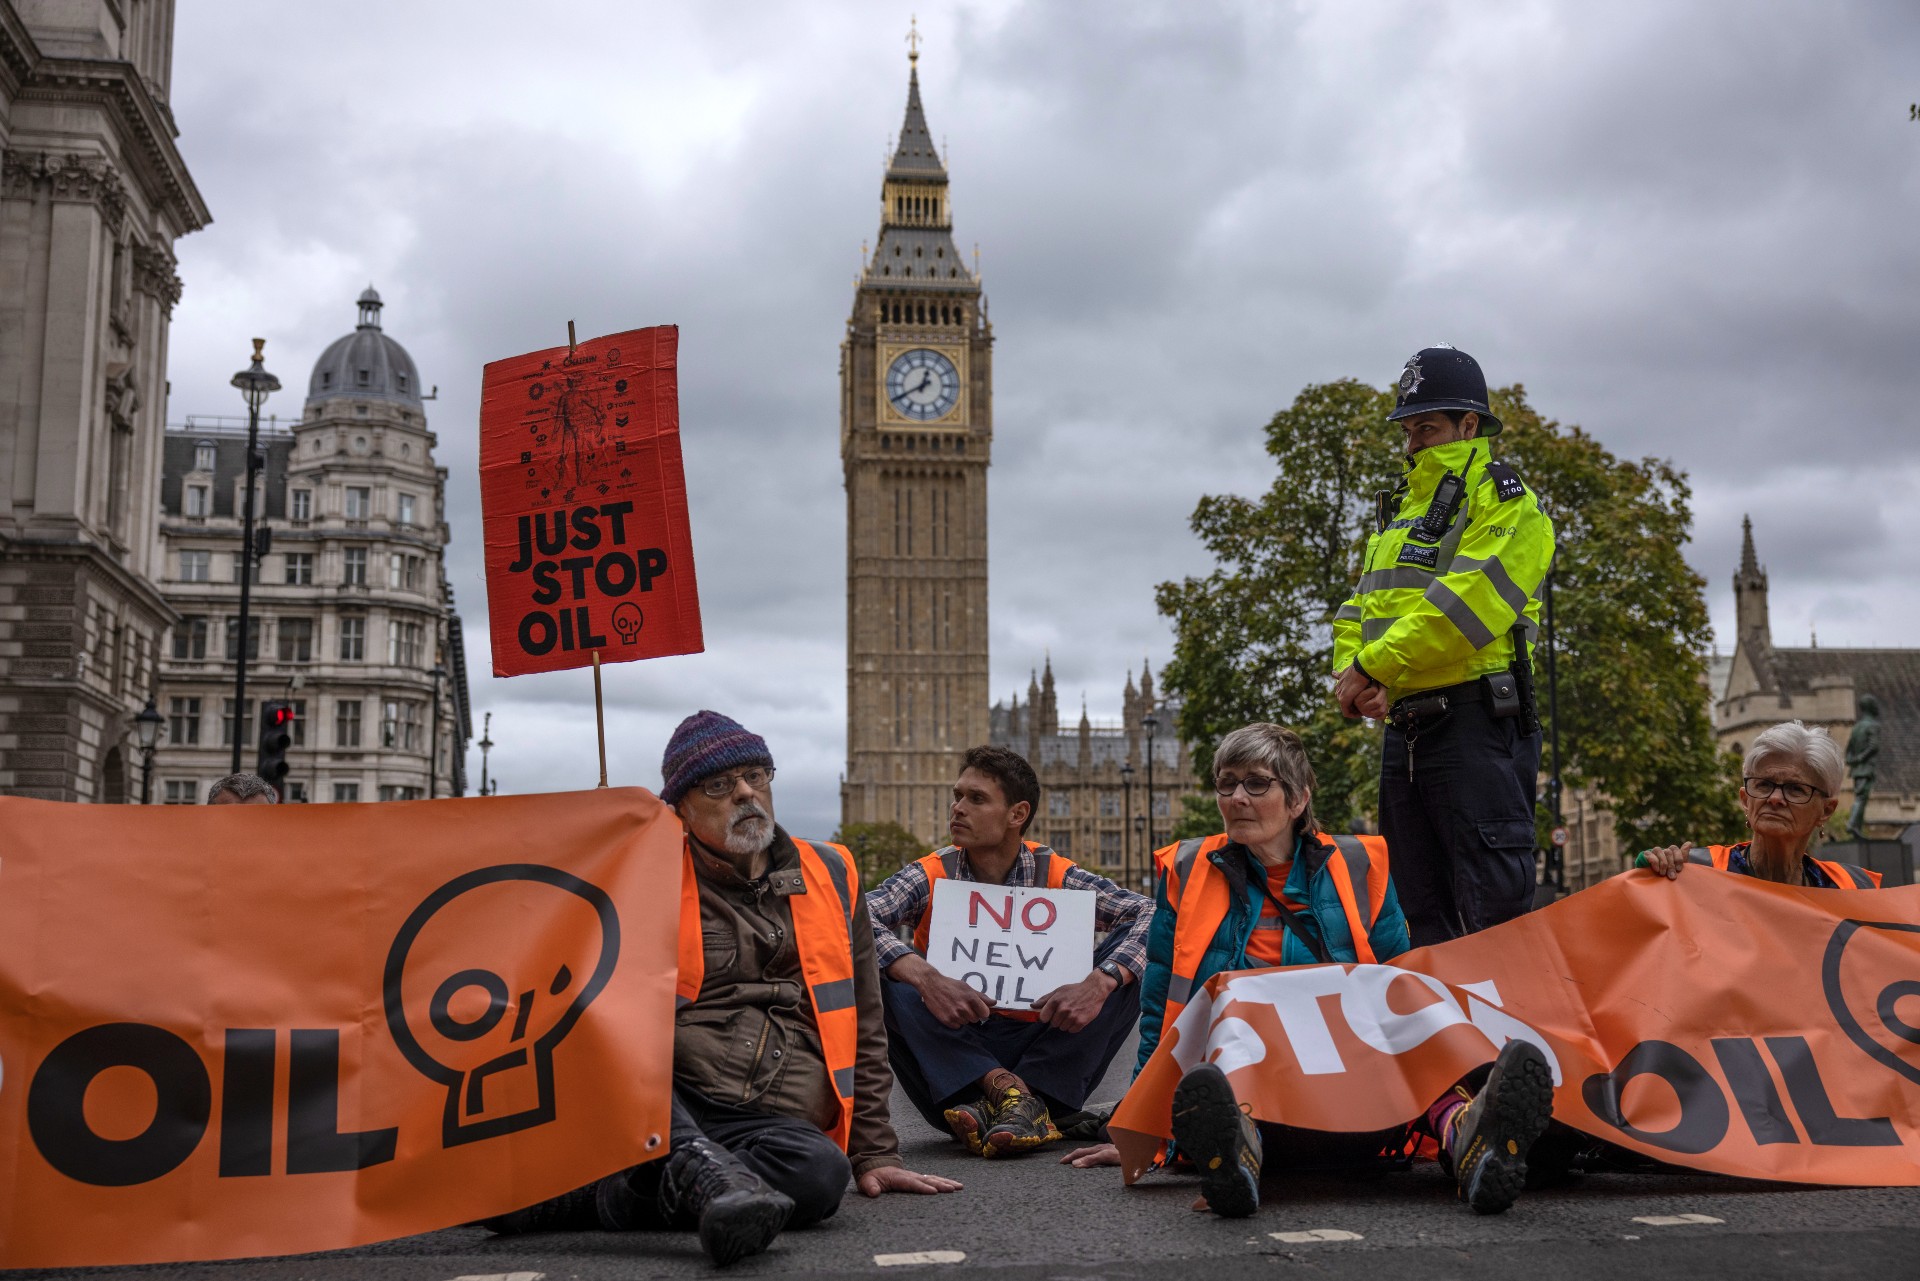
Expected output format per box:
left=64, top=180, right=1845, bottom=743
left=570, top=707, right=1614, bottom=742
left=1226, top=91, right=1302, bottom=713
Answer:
left=1685, top=847, right=1718, bottom=867
left=1167, top=974, right=1194, bottom=1006
left=676, top=994, right=692, bottom=1009
left=832, top=1066, right=854, bottom=1097
left=1327, top=835, right=1375, bottom=929
left=1358, top=568, right=1433, bottom=593
left=1034, top=852, right=1056, bottom=886
left=800, top=840, right=856, bottom=925
left=1335, top=602, right=1363, bottom=621
left=1422, top=579, right=1496, bottom=649
left=812, top=978, right=856, bottom=1012
left=1449, top=554, right=1531, bottom=620
left=1171, top=838, right=1208, bottom=899
left=940, top=847, right=964, bottom=877
left=1362, top=616, right=1398, bottom=643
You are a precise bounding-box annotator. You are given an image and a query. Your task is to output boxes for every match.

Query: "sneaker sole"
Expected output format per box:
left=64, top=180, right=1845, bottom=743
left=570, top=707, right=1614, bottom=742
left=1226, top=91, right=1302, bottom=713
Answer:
left=1458, top=1041, right=1554, bottom=1215
left=981, top=1125, right=1061, bottom=1157
left=943, top=1104, right=987, bottom=1155
left=698, top=1188, right=794, bottom=1268
left=1171, top=1064, right=1259, bottom=1218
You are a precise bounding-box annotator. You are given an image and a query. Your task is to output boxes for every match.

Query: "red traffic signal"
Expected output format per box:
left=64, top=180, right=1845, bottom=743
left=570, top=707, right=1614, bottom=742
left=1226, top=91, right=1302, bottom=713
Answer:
left=256, top=699, right=295, bottom=792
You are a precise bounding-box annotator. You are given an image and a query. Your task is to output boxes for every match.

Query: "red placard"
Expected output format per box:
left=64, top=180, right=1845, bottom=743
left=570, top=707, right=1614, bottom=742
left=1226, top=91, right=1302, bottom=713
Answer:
left=479, top=325, right=703, bottom=677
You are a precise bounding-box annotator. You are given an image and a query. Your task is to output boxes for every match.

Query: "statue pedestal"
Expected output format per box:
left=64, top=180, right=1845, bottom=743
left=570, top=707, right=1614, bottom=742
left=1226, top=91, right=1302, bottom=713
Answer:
left=1820, top=840, right=1913, bottom=887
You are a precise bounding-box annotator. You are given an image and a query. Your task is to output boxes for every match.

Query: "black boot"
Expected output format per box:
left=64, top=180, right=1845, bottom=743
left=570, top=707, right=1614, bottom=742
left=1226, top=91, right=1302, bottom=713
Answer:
left=1447, top=1039, right=1554, bottom=1214
left=1171, top=1063, right=1263, bottom=1218
left=657, top=1135, right=795, bottom=1267
left=476, top=1180, right=602, bottom=1235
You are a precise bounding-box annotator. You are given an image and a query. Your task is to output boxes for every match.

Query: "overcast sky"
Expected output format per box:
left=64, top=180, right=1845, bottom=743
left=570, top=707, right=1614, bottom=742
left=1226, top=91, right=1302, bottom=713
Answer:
left=163, top=1, right=1920, bottom=837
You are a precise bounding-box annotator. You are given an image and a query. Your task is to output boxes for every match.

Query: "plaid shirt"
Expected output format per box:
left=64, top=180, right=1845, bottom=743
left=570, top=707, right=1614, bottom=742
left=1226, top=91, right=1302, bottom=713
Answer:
left=866, top=843, right=1155, bottom=979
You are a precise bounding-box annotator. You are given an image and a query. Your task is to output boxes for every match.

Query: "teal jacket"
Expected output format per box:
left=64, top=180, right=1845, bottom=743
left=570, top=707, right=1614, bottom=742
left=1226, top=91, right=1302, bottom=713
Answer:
left=1134, top=834, right=1411, bottom=1075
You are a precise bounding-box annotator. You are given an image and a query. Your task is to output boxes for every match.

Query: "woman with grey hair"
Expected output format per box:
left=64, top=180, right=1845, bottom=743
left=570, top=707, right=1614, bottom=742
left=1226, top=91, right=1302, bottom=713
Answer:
left=1062, top=723, right=1555, bottom=1222
left=1638, top=720, right=1880, bottom=888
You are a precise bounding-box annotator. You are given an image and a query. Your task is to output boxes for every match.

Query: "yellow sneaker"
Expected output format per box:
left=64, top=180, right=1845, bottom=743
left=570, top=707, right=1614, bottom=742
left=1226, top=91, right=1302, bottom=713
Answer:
left=981, top=1087, right=1062, bottom=1158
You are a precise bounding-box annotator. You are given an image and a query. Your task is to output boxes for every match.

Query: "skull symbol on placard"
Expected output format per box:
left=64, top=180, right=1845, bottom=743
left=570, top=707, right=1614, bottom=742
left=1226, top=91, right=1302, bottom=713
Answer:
left=611, top=603, right=644, bottom=645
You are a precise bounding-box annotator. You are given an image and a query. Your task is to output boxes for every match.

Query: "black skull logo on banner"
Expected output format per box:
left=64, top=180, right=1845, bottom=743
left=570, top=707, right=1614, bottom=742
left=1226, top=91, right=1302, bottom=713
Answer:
left=383, top=864, right=621, bottom=1146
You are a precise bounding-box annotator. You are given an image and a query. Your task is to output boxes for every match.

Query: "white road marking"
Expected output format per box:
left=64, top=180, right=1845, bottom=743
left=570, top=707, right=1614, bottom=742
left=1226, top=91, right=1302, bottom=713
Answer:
left=875, top=1250, right=966, bottom=1266
left=1631, top=1214, right=1724, bottom=1227
left=1268, top=1229, right=1364, bottom=1243
left=453, top=1273, right=546, bottom=1281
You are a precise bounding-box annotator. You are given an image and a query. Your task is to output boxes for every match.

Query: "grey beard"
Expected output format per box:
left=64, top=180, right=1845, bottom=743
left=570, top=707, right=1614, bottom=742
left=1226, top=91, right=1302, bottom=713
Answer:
left=722, top=801, right=774, bottom=857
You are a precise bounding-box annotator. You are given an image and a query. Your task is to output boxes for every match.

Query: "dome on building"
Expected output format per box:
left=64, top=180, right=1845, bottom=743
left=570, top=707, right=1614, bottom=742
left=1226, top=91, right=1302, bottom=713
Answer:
left=306, top=286, right=424, bottom=407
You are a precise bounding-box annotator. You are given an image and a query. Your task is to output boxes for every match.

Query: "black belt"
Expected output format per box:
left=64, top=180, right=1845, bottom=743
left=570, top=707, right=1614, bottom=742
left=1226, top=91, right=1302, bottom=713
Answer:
left=1387, top=678, right=1485, bottom=730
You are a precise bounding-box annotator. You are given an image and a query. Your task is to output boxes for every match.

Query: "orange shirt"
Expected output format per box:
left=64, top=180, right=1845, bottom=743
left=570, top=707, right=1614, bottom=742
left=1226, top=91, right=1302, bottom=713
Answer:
left=1244, top=861, right=1310, bottom=968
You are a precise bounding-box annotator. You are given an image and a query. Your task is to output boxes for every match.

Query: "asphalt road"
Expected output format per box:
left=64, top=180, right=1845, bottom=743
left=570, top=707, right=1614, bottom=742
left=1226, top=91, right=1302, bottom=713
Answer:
left=16, top=1045, right=1920, bottom=1280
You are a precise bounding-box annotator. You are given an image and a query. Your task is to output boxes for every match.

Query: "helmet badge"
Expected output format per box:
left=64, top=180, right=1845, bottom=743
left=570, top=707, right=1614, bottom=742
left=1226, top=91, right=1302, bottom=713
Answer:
left=1399, top=355, right=1424, bottom=398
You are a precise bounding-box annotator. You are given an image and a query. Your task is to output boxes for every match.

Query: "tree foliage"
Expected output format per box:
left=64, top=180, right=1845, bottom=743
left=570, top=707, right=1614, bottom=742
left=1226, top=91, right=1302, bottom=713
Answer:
left=1156, top=379, right=1740, bottom=851
left=832, top=820, right=928, bottom=889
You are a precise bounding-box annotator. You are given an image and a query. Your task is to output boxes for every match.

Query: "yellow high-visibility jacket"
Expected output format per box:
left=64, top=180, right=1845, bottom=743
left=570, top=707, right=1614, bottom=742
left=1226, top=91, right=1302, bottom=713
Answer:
left=1332, top=438, right=1555, bottom=702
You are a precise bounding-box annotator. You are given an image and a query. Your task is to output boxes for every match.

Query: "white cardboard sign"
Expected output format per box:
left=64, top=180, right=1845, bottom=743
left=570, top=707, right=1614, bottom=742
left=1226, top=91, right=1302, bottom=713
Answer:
left=926, top=879, right=1097, bottom=1010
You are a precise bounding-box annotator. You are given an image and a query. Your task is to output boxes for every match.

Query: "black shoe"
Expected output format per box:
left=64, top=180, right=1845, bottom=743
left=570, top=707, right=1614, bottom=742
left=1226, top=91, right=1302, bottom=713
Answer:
left=981, top=1085, right=1063, bottom=1158
left=1448, top=1040, right=1554, bottom=1215
left=1170, top=1063, right=1262, bottom=1218
left=657, top=1136, right=795, bottom=1267
left=476, top=1180, right=602, bottom=1235
left=1055, top=1104, right=1112, bottom=1143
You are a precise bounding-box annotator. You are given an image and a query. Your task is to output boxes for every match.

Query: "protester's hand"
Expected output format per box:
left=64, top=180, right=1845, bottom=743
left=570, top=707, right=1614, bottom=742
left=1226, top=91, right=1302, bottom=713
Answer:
left=1356, top=684, right=1391, bottom=720
left=858, top=1165, right=965, bottom=1196
left=1060, top=1142, right=1122, bottom=1168
left=915, top=968, right=995, bottom=1028
left=1033, top=971, right=1116, bottom=1033
left=1643, top=842, right=1692, bottom=879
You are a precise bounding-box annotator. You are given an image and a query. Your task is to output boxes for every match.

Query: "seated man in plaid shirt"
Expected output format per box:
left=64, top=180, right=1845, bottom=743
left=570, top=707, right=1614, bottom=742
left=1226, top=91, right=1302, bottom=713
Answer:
left=866, top=745, right=1154, bottom=1158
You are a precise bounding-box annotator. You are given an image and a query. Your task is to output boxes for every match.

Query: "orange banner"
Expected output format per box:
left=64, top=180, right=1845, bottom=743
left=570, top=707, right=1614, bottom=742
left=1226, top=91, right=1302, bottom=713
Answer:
left=0, top=790, right=681, bottom=1269
left=1112, top=871, right=1920, bottom=1186
left=479, top=324, right=703, bottom=677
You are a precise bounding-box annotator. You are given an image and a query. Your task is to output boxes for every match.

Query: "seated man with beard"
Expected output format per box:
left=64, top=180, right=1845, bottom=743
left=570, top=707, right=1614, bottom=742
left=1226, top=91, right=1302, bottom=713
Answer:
left=485, top=711, right=961, bottom=1265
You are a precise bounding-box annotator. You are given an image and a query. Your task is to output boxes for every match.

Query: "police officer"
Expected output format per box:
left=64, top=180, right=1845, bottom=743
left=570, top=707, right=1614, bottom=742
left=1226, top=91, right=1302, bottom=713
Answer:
left=1331, top=346, right=1555, bottom=947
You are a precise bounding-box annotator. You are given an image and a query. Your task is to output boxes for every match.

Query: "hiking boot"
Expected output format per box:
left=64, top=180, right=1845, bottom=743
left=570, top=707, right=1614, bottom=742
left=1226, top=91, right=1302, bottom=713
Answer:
left=942, top=1099, right=991, bottom=1154
left=980, top=1086, right=1062, bottom=1158
left=476, top=1180, right=602, bottom=1235
left=657, top=1136, right=794, bottom=1267
left=1448, top=1040, right=1554, bottom=1215
left=1170, top=1062, right=1262, bottom=1218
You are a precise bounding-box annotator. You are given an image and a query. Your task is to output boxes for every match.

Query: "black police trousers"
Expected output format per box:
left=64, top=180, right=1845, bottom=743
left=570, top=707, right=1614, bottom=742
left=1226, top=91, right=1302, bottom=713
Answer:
left=1379, top=693, right=1541, bottom=948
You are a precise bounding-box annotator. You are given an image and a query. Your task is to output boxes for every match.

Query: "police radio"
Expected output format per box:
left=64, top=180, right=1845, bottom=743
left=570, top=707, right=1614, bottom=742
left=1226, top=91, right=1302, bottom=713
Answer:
left=1410, top=471, right=1466, bottom=544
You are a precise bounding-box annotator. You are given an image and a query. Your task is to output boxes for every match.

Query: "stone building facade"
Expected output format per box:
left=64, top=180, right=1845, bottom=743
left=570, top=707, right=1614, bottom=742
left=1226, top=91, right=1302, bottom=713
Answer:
left=1715, top=517, right=1920, bottom=836
left=150, top=289, right=470, bottom=803
left=0, top=0, right=207, bottom=800
left=989, top=658, right=1194, bottom=892
left=839, top=50, right=993, bottom=840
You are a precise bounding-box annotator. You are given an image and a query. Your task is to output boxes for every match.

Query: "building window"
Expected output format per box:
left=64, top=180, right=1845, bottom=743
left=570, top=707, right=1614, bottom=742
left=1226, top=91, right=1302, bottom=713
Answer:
left=343, top=546, right=368, bottom=586
left=383, top=699, right=424, bottom=752
left=170, top=617, right=209, bottom=660
left=284, top=552, right=314, bottom=586
left=390, top=554, right=425, bottom=593
left=287, top=698, right=307, bottom=747
left=379, top=784, right=425, bottom=802
left=284, top=781, right=308, bottom=803
left=230, top=552, right=260, bottom=584
left=339, top=616, right=366, bottom=661
left=1053, top=830, right=1073, bottom=856
left=167, top=696, right=201, bottom=746
left=179, top=550, right=211, bottom=582
left=345, top=487, right=372, bottom=521
left=388, top=619, right=424, bottom=667
left=332, top=781, right=361, bottom=803
left=194, top=441, right=216, bottom=472
left=398, top=493, right=417, bottom=526
left=396, top=372, right=410, bottom=393
left=164, top=779, right=197, bottom=805
left=221, top=698, right=255, bottom=748
left=1099, top=791, right=1120, bottom=817
left=1152, top=793, right=1170, bottom=817
left=224, top=616, right=260, bottom=661
left=1048, top=791, right=1072, bottom=817
left=335, top=699, right=363, bottom=748
left=277, top=617, right=314, bottom=663
left=1101, top=831, right=1122, bottom=860
left=185, top=484, right=209, bottom=517
left=291, top=489, right=312, bottom=522
left=356, top=369, right=370, bottom=387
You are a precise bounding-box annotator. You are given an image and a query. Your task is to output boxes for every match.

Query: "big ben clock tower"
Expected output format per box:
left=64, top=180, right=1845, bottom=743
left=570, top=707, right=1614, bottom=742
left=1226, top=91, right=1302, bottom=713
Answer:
left=841, top=42, right=992, bottom=840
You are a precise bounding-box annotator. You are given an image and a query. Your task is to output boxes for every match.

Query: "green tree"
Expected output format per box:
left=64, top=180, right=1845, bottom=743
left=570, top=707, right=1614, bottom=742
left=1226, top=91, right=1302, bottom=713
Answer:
left=1156, top=379, right=1740, bottom=851
left=832, top=820, right=927, bottom=889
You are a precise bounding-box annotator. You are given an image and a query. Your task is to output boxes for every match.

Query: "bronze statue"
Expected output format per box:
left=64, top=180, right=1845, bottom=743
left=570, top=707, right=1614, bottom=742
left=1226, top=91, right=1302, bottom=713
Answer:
left=1846, top=694, right=1881, bottom=840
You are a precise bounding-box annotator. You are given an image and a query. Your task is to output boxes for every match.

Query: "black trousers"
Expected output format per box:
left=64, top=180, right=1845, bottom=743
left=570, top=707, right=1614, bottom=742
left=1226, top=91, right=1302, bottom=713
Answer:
left=881, top=975, right=1140, bottom=1130
left=1380, top=694, right=1541, bottom=948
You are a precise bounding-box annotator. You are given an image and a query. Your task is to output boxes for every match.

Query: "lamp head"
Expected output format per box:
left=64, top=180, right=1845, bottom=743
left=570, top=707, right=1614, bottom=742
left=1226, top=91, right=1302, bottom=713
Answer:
left=132, top=696, right=164, bottom=752
left=230, top=337, right=282, bottom=412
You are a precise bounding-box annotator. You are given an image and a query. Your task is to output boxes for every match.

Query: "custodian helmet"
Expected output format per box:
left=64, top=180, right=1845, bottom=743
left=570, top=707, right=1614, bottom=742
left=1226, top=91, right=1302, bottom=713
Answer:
left=1386, top=345, right=1503, bottom=435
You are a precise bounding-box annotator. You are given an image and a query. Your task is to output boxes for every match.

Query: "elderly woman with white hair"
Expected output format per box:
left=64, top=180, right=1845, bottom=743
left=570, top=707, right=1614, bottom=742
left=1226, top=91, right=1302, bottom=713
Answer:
left=1639, top=720, right=1881, bottom=889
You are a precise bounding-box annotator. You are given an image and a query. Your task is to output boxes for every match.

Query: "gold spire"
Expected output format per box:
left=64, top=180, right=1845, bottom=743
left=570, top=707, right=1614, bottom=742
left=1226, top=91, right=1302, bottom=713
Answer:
left=907, top=14, right=921, bottom=63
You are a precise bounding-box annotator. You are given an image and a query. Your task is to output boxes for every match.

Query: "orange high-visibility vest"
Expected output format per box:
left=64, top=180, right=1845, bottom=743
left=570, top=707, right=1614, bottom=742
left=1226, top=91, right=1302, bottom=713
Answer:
left=676, top=836, right=862, bottom=1150
left=1684, top=842, right=1883, bottom=890
left=909, top=840, right=1073, bottom=955
left=1158, top=830, right=1392, bottom=1030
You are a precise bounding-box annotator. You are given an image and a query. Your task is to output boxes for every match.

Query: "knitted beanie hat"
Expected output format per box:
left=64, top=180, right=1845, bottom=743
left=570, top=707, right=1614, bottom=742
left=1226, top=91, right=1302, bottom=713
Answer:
left=660, top=710, right=773, bottom=805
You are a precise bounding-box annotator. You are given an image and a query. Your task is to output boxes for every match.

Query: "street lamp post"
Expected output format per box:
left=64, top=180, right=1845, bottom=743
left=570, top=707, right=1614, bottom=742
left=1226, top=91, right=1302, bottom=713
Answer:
left=478, top=711, right=496, bottom=796
left=1133, top=815, right=1146, bottom=891
left=133, top=696, right=164, bottom=804
left=1142, top=711, right=1160, bottom=862
left=1119, top=761, right=1135, bottom=889
left=228, top=339, right=279, bottom=773
left=428, top=664, right=447, bottom=798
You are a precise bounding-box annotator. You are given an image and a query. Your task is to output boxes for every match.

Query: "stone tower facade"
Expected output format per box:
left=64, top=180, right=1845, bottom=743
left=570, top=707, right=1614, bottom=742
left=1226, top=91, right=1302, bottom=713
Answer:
left=0, top=0, right=210, bottom=800
left=152, top=290, right=471, bottom=803
left=840, top=50, right=992, bottom=841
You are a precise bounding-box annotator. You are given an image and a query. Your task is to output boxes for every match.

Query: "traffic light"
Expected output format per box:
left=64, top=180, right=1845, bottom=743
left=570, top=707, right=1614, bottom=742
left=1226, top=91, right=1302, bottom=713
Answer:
left=257, top=700, right=294, bottom=797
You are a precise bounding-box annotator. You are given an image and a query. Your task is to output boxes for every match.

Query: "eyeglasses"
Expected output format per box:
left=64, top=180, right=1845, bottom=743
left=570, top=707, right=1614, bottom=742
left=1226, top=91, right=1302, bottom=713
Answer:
left=1743, top=776, right=1827, bottom=806
left=698, top=766, right=776, bottom=799
left=1215, top=774, right=1284, bottom=798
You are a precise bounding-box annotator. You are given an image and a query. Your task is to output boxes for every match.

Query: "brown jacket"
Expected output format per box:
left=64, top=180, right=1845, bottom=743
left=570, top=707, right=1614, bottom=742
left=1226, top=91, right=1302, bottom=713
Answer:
left=674, top=826, right=902, bottom=1176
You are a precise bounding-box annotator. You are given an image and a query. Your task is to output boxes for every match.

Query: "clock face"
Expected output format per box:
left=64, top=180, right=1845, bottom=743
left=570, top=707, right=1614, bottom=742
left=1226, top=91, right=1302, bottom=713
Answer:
left=885, top=348, right=961, bottom=422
